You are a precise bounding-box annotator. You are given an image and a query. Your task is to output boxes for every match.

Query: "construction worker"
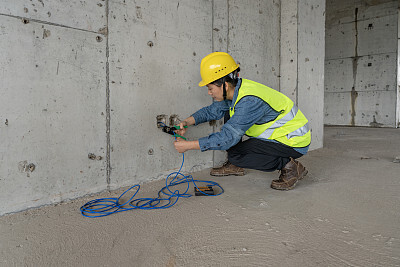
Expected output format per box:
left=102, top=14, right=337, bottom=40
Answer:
left=174, top=52, right=310, bottom=190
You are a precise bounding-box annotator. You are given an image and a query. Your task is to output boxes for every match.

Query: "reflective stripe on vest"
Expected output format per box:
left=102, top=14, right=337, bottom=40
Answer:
left=258, top=105, right=299, bottom=140
left=287, top=122, right=310, bottom=140
left=258, top=105, right=310, bottom=141
left=230, top=79, right=311, bottom=148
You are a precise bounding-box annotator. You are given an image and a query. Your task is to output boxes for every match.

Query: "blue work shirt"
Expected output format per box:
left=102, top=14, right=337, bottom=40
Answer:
left=192, top=79, right=309, bottom=155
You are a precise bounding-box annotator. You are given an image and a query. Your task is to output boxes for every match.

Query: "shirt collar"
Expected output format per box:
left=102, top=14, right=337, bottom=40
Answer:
left=229, top=78, right=242, bottom=108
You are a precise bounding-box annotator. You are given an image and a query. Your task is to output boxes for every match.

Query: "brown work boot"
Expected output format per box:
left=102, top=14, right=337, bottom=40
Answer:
left=294, top=158, right=308, bottom=181
left=210, top=161, right=245, bottom=176
left=270, top=158, right=308, bottom=190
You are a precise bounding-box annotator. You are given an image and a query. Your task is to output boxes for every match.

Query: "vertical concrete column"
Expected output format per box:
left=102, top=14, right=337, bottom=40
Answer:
left=297, top=0, right=326, bottom=150
left=397, top=8, right=400, bottom=128
left=280, top=0, right=325, bottom=150
left=280, top=0, right=298, bottom=102
left=212, top=0, right=229, bottom=166
left=212, top=0, right=229, bottom=52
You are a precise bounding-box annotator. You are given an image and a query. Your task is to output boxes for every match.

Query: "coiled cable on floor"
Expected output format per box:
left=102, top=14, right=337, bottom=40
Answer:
left=80, top=127, right=224, bottom=218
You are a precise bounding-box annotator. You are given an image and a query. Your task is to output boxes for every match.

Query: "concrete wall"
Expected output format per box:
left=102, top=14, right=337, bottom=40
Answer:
left=325, top=0, right=399, bottom=127
left=280, top=0, right=298, bottom=101
left=215, top=0, right=326, bottom=156
left=280, top=0, right=326, bottom=150
left=397, top=8, right=400, bottom=128
left=212, top=0, right=281, bottom=166
left=108, top=0, right=214, bottom=188
left=297, top=0, right=326, bottom=150
left=0, top=1, right=108, bottom=215
left=0, top=0, right=325, bottom=215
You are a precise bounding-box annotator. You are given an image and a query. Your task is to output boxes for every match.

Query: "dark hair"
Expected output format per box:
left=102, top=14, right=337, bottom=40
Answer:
left=211, top=68, right=241, bottom=87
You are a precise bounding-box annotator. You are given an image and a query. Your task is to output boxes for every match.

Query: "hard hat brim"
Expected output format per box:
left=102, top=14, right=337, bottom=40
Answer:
left=198, top=64, right=239, bottom=87
left=198, top=80, right=208, bottom=87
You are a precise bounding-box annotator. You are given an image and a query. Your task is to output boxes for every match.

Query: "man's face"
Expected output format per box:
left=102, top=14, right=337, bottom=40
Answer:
left=206, top=83, right=223, bottom=101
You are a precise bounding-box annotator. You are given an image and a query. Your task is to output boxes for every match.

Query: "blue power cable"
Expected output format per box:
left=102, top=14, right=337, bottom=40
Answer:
left=80, top=126, right=224, bottom=218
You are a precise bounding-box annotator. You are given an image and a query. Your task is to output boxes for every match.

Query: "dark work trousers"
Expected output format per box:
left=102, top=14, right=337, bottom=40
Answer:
left=227, top=138, right=303, bottom=172
left=224, top=111, right=303, bottom=172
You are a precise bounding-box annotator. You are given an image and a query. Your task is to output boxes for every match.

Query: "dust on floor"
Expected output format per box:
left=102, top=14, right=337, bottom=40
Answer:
left=1, top=127, right=399, bottom=266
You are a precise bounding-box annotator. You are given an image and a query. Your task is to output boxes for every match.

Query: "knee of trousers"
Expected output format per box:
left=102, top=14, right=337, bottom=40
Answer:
left=227, top=152, right=241, bottom=165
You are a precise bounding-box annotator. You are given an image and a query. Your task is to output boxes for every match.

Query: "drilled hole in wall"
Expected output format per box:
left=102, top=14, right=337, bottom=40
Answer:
left=156, top=114, right=168, bottom=128
left=28, top=163, right=35, bottom=172
left=169, top=114, right=181, bottom=126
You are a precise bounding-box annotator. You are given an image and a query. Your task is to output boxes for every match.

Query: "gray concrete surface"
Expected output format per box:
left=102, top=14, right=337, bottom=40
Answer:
left=108, top=0, right=215, bottom=188
left=397, top=10, right=400, bottom=127
left=298, top=0, right=326, bottom=150
left=0, top=0, right=326, bottom=215
left=325, top=0, right=399, bottom=127
left=0, top=11, right=108, bottom=213
left=280, top=0, right=326, bottom=151
left=280, top=0, right=298, bottom=102
left=0, top=126, right=399, bottom=266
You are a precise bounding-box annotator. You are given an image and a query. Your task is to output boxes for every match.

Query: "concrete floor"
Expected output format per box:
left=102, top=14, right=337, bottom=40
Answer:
left=0, top=126, right=399, bottom=266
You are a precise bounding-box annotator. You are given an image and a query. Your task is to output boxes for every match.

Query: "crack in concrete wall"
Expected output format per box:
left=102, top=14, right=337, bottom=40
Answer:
left=105, top=0, right=111, bottom=188
left=351, top=8, right=359, bottom=126
left=0, top=12, right=102, bottom=35
left=325, top=0, right=398, bottom=127
left=0, top=0, right=325, bottom=215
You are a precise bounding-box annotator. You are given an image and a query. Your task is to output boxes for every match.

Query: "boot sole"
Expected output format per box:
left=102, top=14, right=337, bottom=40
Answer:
left=210, top=172, right=245, bottom=177
left=298, top=169, right=308, bottom=180
left=271, top=179, right=298, bottom=191
left=271, top=170, right=308, bottom=190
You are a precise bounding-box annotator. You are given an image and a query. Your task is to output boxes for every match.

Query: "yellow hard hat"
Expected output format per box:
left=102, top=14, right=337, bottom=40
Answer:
left=198, top=52, right=240, bottom=87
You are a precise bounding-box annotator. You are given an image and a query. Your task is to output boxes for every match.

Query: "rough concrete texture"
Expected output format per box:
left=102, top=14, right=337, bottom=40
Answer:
left=0, top=13, right=108, bottom=215
left=325, top=0, right=399, bottom=127
left=228, top=0, right=280, bottom=89
left=0, top=126, right=399, bottom=266
left=297, top=0, right=326, bottom=150
left=108, top=0, right=215, bottom=188
left=397, top=11, right=400, bottom=127
left=0, top=0, right=325, bottom=215
left=279, top=0, right=326, bottom=152
left=0, top=0, right=106, bottom=31
left=280, top=0, right=298, bottom=103
left=212, top=0, right=286, bottom=167
left=211, top=0, right=230, bottom=168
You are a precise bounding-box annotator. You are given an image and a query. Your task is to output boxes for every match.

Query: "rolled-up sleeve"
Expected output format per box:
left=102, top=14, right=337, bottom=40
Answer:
left=191, top=100, right=230, bottom=125
left=198, top=123, right=243, bottom=151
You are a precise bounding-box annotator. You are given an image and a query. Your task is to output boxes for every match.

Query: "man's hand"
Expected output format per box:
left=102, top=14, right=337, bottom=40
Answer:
left=173, top=138, right=200, bottom=153
left=175, top=121, right=188, bottom=136
left=175, top=116, right=195, bottom=136
left=174, top=138, right=189, bottom=153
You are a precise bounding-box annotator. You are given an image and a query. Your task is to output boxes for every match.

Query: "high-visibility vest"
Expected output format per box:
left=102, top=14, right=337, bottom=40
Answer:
left=229, top=79, right=311, bottom=148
